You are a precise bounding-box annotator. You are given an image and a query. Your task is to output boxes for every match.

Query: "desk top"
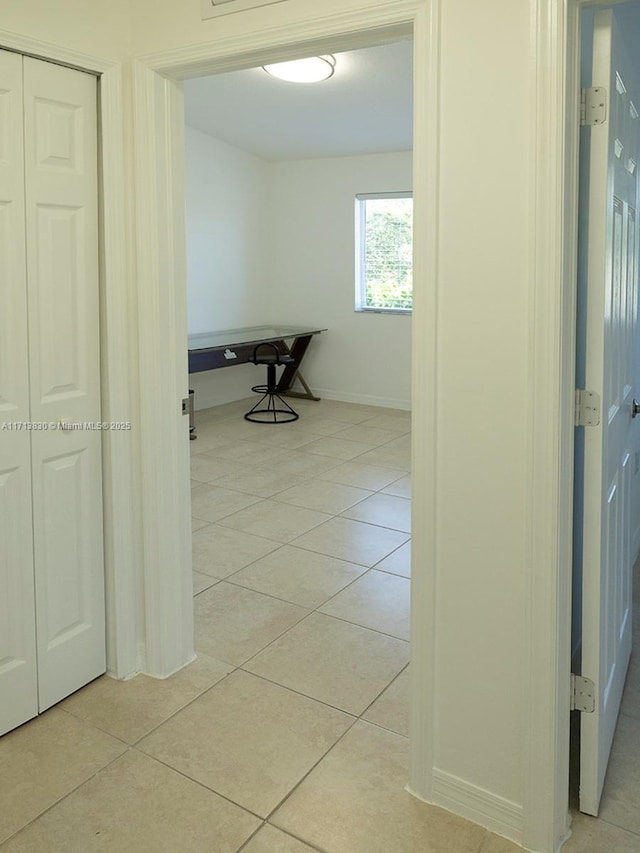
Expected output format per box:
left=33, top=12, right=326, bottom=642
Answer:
left=188, top=325, right=326, bottom=353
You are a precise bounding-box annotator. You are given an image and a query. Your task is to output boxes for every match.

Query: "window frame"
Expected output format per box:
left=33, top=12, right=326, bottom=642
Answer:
left=354, top=190, right=413, bottom=315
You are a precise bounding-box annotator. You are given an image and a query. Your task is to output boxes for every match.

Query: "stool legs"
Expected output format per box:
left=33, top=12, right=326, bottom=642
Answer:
left=245, top=362, right=299, bottom=423
left=245, top=390, right=299, bottom=423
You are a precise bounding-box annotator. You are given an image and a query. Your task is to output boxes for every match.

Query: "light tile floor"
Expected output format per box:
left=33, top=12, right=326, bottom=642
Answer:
left=2, top=398, right=639, bottom=851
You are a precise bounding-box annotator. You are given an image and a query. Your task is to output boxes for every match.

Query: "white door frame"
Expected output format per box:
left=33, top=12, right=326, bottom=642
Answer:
left=130, top=1, right=573, bottom=851
left=0, top=31, right=140, bottom=681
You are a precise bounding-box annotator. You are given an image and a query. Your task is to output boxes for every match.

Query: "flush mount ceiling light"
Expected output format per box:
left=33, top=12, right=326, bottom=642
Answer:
left=262, top=55, right=336, bottom=83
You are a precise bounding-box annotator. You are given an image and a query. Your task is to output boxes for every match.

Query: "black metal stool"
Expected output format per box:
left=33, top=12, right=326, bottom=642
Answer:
left=245, top=343, right=299, bottom=424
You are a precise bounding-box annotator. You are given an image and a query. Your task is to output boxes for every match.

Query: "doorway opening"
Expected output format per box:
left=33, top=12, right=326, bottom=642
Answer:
left=184, top=37, right=415, bottom=828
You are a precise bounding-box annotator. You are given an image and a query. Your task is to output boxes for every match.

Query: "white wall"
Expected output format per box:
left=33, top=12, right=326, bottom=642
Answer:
left=268, top=152, right=412, bottom=408
left=433, top=0, right=529, bottom=809
left=185, top=126, right=270, bottom=408
left=0, top=0, right=130, bottom=58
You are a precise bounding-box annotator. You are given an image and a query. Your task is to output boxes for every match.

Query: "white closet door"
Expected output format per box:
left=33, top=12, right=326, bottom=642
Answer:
left=0, top=50, right=38, bottom=735
left=23, top=57, right=105, bottom=710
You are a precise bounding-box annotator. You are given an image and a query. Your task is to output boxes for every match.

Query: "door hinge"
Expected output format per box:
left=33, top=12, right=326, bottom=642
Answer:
left=575, top=389, right=601, bottom=426
left=580, top=87, right=607, bottom=126
left=571, top=674, right=596, bottom=713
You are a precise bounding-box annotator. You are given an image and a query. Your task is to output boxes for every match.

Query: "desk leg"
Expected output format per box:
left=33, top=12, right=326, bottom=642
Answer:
left=285, top=370, right=321, bottom=401
left=277, top=335, right=321, bottom=401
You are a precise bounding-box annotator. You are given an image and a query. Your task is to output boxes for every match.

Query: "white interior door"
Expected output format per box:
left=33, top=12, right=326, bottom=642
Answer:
left=580, top=9, right=638, bottom=816
left=23, top=56, right=105, bottom=711
left=0, top=49, right=39, bottom=735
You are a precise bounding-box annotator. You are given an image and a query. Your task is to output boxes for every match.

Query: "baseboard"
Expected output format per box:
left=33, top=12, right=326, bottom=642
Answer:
left=192, top=379, right=412, bottom=413
left=312, top=387, right=411, bottom=411
left=105, top=666, right=139, bottom=681
left=414, top=768, right=524, bottom=846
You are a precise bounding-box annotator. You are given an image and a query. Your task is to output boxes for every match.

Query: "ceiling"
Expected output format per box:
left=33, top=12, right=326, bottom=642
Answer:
left=183, top=39, right=413, bottom=162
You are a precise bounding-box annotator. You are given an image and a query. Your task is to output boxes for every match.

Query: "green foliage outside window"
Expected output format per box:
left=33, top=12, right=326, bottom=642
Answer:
left=362, top=196, right=413, bottom=311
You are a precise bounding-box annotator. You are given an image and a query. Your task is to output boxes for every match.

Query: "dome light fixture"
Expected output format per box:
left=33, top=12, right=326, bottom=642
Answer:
left=262, top=55, right=336, bottom=83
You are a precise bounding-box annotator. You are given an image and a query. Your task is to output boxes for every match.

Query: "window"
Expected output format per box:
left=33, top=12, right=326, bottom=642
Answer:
left=355, top=192, right=413, bottom=313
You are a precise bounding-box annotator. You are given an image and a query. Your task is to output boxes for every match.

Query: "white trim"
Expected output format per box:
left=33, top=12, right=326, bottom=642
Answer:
left=407, top=0, right=439, bottom=807
left=0, top=29, right=139, bottom=680
left=429, top=769, right=524, bottom=844
left=308, top=389, right=411, bottom=410
left=522, top=2, right=574, bottom=851
left=355, top=191, right=413, bottom=198
left=132, top=61, right=194, bottom=676
left=137, top=3, right=415, bottom=76
left=200, top=0, right=288, bottom=21
left=98, top=65, right=144, bottom=679
left=0, top=29, right=113, bottom=73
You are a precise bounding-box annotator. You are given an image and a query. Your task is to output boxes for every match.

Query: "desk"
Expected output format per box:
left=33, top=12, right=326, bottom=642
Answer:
left=188, top=324, right=326, bottom=402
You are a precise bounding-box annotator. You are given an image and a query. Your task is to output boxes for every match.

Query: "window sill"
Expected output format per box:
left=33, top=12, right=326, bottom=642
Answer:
left=355, top=308, right=412, bottom=316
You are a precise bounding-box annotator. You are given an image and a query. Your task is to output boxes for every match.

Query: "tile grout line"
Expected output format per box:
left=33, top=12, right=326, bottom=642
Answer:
left=234, top=821, right=332, bottom=853
left=233, top=665, right=362, bottom=717
left=192, top=506, right=411, bottom=592
left=592, top=814, right=640, bottom=839
left=58, top=665, right=241, bottom=752
left=193, top=513, right=410, bottom=598
left=128, top=744, right=268, bottom=823
left=212, top=547, right=409, bottom=621
left=258, top=713, right=415, bottom=842
left=195, top=428, right=410, bottom=473
left=0, top=740, right=130, bottom=847
left=216, top=570, right=410, bottom=667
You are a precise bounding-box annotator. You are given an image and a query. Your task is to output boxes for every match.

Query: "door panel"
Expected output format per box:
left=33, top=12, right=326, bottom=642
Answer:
left=579, top=9, right=638, bottom=815
left=0, top=49, right=38, bottom=736
left=24, top=59, right=101, bottom=424
left=0, top=461, right=38, bottom=734
left=31, top=204, right=89, bottom=402
left=23, top=56, right=105, bottom=712
left=32, top=444, right=105, bottom=706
